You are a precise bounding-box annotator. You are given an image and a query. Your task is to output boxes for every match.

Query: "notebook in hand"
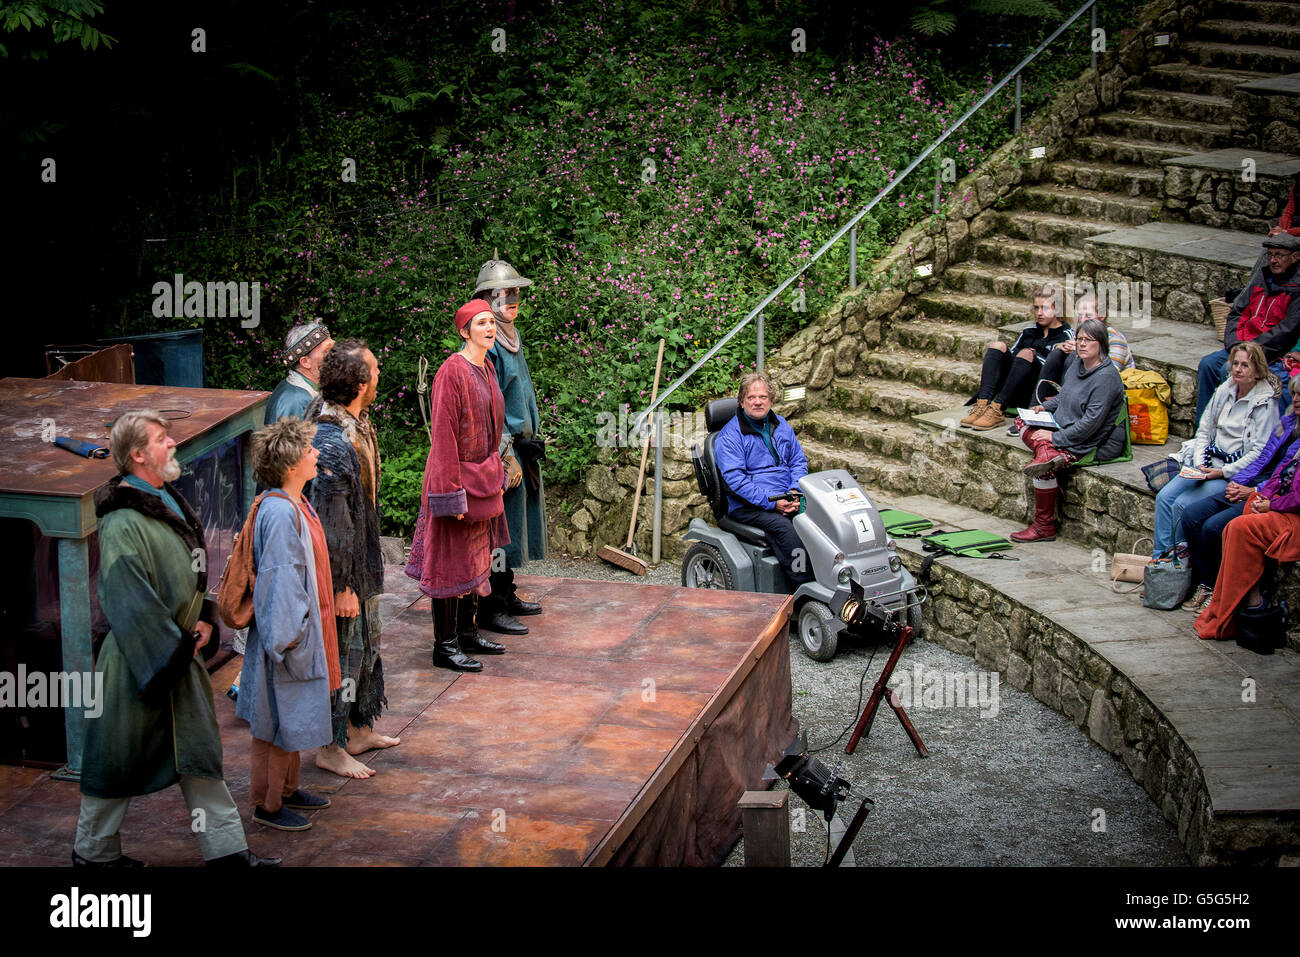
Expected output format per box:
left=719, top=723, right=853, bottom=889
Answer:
left=1018, top=409, right=1058, bottom=430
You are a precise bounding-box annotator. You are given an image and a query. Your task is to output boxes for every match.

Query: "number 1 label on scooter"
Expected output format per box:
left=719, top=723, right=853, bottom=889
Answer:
left=850, top=511, right=876, bottom=544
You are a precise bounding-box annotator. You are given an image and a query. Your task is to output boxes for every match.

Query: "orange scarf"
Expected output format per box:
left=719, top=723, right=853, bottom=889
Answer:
left=298, top=498, right=342, bottom=691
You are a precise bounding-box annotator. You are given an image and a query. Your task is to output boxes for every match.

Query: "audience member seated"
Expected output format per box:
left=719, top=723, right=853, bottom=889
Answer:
left=1196, top=232, right=1300, bottom=423
left=1041, top=292, right=1134, bottom=385
left=1009, top=318, right=1127, bottom=543
left=1181, top=376, right=1300, bottom=612
left=961, top=282, right=1072, bottom=432
left=715, top=371, right=813, bottom=585
left=1194, top=440, right=1300, bottom=641
left=1153, top=340, right=1280, bottom=559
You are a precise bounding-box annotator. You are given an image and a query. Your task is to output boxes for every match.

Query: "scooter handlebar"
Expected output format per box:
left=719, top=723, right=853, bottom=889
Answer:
left=767, top=490, right=803, bottom=502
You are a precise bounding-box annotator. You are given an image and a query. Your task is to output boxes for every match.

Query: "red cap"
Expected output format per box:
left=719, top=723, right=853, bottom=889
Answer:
left=454, top=299, right=493, bottom=333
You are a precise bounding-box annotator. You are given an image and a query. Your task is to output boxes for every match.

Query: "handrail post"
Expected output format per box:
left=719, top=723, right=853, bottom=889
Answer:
left=652, top=409, right=664, bottom=565
left=933, top=167, right=941, bottom=213
left=1090, top=2, right=1097, bottom=71
left=1014, top=73, right=1022, bottom=132
left=849, top=226, right=857, bottom=288
left=756, top=312, right=764, bottom=373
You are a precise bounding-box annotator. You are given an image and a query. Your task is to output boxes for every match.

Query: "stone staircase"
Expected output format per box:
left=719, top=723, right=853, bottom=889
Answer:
left=787, top=0, right=1298, bottom=555
left=762, top=0, right=1300, bottom=864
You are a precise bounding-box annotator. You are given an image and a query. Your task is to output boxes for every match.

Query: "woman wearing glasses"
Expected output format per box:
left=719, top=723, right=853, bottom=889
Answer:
left=1009, top=318, right=1128, bottom=542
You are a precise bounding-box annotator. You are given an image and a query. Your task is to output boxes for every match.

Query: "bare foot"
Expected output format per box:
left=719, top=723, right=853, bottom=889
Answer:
left=315, top=745, right=375, bottom=779
left=346, top=726, right=401, bottom=755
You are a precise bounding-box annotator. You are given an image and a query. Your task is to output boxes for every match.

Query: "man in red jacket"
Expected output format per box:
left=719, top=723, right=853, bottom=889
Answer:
left=1196, top=232, right=1300, bottom=423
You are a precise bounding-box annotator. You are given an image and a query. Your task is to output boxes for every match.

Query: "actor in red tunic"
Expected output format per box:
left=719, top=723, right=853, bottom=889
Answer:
left=406, top=299, right=511, bottom=672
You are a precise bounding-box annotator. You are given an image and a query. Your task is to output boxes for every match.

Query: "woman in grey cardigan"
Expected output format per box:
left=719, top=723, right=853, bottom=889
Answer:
left=1011, top=319, right=1128, bottom=542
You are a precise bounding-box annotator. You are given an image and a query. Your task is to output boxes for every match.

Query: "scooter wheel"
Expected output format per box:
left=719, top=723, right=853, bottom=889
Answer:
left=681, top=542, right=736, bottom=590
left=798, top=601, right=838, bottom=662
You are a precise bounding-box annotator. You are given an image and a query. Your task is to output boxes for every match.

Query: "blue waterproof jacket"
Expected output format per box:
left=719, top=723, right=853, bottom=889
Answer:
left=715, top=409, right=809, bottom=514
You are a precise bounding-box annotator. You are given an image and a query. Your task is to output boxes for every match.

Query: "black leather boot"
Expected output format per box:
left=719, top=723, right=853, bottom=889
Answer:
left=478, top=599, right=528, bottom=635
left=432, top=597, right=481, bottom=672
left=458, top=594, right=505, bottom=655
left=505, top=596, right=542, bottom=616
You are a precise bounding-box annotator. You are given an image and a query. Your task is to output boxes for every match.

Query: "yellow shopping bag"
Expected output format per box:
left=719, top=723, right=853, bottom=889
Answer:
left=1121, top=368, right=1170, bottom=445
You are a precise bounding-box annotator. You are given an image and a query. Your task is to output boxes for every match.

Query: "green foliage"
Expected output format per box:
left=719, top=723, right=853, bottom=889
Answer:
left=380, top=441, right=428, bottom=536
left=112, top=0, right=1141, bottom=535
left=0, top=0, right=115, bottom=56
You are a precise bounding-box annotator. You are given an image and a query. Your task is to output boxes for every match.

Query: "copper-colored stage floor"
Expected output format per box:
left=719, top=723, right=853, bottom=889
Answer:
left=0, top=572, right=796, bottom=866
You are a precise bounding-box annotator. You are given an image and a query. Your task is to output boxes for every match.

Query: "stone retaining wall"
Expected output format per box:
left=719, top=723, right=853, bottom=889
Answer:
left=1164, top=165, right=1295, bottom=236
left=907, top=547, right=1300, bottom=865
left=1085, top=239, right=1253, bottom=330
left=548, top=431, right=712, bottom=564
left=1231, top=84, right=1300, bottom=156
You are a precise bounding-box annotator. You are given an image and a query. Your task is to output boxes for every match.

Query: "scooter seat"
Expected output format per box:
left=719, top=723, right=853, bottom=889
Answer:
left=718, top=514, right=771, bottom=548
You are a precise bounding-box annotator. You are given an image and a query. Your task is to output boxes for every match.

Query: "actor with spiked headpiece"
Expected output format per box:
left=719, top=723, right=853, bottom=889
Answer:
left=475, top=257, right=547, bottom=634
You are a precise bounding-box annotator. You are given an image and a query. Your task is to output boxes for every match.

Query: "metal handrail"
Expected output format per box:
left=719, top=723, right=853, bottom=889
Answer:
left=635, top=0, right=1099, bottom=433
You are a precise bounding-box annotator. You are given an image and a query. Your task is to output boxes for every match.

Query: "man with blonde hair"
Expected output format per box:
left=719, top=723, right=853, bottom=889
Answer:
left=74, top=410, right=278, bottom=866
left=714, top=372, right=812, bottom=586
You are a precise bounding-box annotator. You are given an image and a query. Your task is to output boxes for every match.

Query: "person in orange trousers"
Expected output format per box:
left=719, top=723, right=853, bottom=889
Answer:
left=1195, top=493, right=1300, bottom=640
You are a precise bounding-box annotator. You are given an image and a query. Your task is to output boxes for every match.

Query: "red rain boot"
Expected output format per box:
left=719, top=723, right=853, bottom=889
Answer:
left=1011, top=484, right=1059, bottom=543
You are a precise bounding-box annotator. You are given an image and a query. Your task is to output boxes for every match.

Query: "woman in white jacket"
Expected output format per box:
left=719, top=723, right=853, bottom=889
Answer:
left=1153, top=340, right=1281, bottom=556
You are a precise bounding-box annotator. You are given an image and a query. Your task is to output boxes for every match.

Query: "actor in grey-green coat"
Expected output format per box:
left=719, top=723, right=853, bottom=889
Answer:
left=73, top=409, right=276, bottom=867
left=477, top=258, right=547, bottom=636
left=83, top=474, right=224, bottom=798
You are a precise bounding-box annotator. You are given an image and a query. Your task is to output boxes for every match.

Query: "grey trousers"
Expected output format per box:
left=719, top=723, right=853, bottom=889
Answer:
left=74, top=774, right=248, bottom=862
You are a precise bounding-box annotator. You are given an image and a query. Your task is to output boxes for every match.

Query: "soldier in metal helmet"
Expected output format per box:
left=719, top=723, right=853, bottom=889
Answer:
left=475, top=258, right=546, bottom=634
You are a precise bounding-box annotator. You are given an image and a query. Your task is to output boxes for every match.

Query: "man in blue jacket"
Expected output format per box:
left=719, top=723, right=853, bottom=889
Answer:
left=715, top=372, right=813, bottom=585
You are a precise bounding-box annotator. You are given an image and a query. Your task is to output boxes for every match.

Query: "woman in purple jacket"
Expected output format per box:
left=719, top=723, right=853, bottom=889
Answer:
left=1182, top=375, right=1300, bottom=611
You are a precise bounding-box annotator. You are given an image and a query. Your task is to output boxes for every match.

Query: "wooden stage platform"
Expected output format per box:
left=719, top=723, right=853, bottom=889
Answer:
left=0, top=571, right=797, bottom=866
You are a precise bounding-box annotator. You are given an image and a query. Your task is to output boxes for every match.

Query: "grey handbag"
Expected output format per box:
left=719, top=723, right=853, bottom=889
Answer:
left=1142, top=550, right=1192, bottom=610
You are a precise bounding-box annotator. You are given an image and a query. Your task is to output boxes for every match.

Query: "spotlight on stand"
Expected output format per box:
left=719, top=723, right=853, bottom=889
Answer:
left=766, top=738, right=873, bottom=867
left=773, top=747, right=851, bottom=823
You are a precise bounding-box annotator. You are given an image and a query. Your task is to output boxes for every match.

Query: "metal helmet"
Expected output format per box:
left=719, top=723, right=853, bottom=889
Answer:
left=474, top=259, right=533, bottom=295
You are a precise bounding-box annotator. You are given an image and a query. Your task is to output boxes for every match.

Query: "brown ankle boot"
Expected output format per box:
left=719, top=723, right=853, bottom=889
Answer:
left=969, top=401, right=1005, bottom=431
left=1010, top=485, right=1059, bottom=542
left=960, top=399, right=989, bottom=427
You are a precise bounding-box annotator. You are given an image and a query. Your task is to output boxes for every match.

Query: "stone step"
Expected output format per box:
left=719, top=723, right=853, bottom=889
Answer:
left=1144, top=62, right=1274, bottom=98
left=1192, top=18, right=1300, bottom=47
left=797, top=435, right=917, bottom=496
left=991, top=209, right=1118, bottom=248
left=946, top=262, right=1067, bottom=301
left=1072, top=135, right=1193, bottom=168
left=1093, top=112, right=1232, bottom=152
left=915, top=287, right=1045, bottom=328
left=799, top=408, right=927, bottom=462
left=1212, top=0, right=1300, bottom=28
left=911, top=406, right=1177, bottom=552
left=973, top=236, right=1088, bottom=274
left=890, top=318, right=1000, bottom=362
left=1044, top=159, right=1165, bottom=198
left=821, top=375, right=970, bottom=420
left=1183, top=40, right=1300, bottom=75
left=914, top=289, right=1039, bottom=329
left=1119, top=87, right=1233, bottom=126
left=860, top=349, right=984, bottom=396
left=1016, top=184, right=1161, bottom=226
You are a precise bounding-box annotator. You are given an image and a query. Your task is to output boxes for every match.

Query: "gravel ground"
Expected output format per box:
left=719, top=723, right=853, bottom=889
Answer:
left=533, top=551, right=1188, bottom=867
